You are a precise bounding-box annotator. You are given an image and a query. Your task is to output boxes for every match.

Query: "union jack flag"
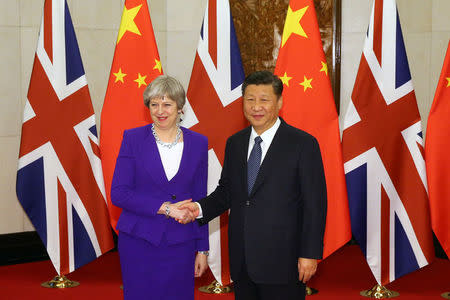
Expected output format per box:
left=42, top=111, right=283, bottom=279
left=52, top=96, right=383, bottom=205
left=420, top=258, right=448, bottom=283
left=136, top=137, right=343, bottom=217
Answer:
left=181, top=0, right=247, bottom=285
left=341, top=0, right=434, bottom=285
left=16, top=0, right=113, bottom=275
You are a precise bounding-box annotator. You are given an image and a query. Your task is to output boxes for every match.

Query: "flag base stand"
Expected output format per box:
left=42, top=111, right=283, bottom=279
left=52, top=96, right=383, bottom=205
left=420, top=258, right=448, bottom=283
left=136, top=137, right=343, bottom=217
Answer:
left=441, top=292, right=450, bottom=299
left=306, top=286, right=319, bottom=296
left=198, top=280, right=233, bottom=294
left=41, top=275, right=79, bottom=288
left=360, top=285, right=399, bottom=298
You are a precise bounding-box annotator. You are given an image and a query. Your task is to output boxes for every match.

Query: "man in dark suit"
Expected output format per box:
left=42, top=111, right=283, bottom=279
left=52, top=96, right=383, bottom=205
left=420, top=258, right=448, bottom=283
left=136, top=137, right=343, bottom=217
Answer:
left=181, top=71, right=327, bottom=300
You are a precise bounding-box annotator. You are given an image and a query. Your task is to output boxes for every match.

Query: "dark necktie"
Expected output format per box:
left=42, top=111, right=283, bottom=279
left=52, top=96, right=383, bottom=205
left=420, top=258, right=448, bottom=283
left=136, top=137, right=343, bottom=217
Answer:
left=247, top=136, right=263, bottom=195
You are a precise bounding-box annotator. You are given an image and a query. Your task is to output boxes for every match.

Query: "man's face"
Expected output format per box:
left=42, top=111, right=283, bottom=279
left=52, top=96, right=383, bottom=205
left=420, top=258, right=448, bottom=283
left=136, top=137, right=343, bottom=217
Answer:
left=243, top=84, right=282, bottom=135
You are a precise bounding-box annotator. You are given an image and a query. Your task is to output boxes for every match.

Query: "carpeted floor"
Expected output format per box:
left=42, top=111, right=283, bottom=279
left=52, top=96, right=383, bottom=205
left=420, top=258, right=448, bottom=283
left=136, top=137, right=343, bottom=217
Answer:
left=0, top=245, right=448, bottom=299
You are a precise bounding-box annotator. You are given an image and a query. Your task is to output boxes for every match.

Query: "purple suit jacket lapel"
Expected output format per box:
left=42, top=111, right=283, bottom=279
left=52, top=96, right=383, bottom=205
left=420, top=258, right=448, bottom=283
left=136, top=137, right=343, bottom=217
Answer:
left=142, top=125, right=168, bottom=188
left=141, top=125, right=191, bottom=188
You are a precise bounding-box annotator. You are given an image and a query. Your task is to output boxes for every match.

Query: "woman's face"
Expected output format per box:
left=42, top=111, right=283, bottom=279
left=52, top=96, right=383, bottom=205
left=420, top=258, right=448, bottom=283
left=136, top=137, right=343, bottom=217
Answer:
left=149, top=95, right=180, bottom=131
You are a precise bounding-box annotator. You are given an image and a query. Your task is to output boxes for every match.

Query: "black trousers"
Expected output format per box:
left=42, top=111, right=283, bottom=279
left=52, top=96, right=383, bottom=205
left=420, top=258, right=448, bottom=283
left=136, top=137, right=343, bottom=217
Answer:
left=234, top=262, right=306, bottom=300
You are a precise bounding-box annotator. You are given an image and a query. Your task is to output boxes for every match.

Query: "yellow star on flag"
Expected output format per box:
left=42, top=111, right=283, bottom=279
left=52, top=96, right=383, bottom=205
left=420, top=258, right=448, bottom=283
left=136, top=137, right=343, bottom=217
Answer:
left=281, top=6, right=308, bottom=47
left=153, top=59, right=162, bottom=74
left=134, top=73, right=147, bottom=88
left=299, top=76, right=313, bottom=92
left=280, top=72, right=293, bottom=87
left=446, top=77, right=450, bottom=87
left=117, top=4, right=142, bottom=44
left=320, top=61, right=328, bottom=76
left=113, top=68, right=127, bottom=83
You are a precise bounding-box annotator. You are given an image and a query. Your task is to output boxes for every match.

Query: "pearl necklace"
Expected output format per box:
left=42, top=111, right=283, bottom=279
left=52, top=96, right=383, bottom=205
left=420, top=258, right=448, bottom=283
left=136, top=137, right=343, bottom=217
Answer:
left=151, top=123, right=181, bottom=149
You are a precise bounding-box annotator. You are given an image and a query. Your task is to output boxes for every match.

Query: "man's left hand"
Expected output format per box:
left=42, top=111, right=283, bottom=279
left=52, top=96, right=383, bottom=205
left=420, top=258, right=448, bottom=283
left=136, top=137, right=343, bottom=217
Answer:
left=298, top=257, right=318, bottom=283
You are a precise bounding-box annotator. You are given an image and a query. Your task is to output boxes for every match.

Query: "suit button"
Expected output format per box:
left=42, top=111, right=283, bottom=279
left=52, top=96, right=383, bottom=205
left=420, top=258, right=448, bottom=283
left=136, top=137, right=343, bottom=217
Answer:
left=171, top=195, right=176, bottom=200
left=245, top=201, right=250, bottom=206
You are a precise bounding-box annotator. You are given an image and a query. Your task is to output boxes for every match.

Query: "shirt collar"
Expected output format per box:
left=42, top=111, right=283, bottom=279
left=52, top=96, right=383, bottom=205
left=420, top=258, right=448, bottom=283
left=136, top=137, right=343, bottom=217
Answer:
left=250, top=117, right=281, bottom=144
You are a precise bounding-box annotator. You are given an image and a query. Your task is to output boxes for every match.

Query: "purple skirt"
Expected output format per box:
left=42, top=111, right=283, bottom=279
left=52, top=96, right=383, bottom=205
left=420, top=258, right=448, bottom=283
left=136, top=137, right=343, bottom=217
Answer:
left=118, top=231, right=196, bottom=300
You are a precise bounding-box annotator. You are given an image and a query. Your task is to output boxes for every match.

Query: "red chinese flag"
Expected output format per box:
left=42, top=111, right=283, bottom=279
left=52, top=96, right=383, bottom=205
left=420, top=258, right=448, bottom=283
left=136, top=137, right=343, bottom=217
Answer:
left=100, top=0, right=163, bottom=230
left=274, top=0, right=351, bottom=258
left=425, top=41, right=450, bottom=257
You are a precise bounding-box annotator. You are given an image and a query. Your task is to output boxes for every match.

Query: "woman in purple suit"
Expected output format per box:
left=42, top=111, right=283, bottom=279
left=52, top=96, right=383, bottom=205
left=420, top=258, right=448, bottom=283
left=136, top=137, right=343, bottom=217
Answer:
left=111, top=75, right=209, bottom=300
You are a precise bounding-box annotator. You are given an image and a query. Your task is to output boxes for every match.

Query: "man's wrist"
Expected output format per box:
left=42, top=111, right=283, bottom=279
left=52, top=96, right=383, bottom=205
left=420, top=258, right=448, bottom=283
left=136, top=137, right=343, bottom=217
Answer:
left=195, top=202, right=203, bottom=218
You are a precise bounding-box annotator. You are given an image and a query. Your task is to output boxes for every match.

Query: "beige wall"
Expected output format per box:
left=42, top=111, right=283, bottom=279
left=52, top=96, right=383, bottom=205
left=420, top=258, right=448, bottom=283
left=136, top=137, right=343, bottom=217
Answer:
left=1, top=0, right=449, bottom=234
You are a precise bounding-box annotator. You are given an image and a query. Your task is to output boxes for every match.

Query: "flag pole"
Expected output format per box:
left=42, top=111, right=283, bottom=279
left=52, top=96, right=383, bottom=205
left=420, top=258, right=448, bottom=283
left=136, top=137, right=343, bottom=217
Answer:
left=360, top=285, right=399, bottom=298
left=41, top=275, right=79, bottom=288
left=198, top=281, right=317, bottom=295
left=306, top=286, right=318, bottom=295
left=198, top=280, right=233, bottom=294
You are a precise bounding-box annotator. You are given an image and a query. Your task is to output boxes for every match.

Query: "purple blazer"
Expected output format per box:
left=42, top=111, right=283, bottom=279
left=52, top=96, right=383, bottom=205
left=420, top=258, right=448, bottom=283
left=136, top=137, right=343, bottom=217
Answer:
left=111, top=124, right=209, bottom=251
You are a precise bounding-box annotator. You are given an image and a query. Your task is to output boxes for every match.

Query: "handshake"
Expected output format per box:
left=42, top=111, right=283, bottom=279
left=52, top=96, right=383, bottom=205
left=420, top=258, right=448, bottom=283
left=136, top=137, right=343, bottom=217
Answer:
left=158, top=199, right=200, bottom=224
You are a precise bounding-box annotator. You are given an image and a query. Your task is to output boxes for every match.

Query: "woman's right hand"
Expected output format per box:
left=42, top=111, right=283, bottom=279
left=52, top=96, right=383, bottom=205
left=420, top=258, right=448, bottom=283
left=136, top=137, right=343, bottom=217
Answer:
left=168, top=202, right=194, bottom=223
left=158, top=199, right=195, bottom=223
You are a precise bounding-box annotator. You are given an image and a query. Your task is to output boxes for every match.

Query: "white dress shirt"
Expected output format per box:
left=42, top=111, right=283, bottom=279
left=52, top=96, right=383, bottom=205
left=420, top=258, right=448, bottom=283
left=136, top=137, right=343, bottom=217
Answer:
left=196, top=118, right=281, bottom=217
left=157, top=142, right=183, bottom=181
left=247, top=117, right=281, bottom=163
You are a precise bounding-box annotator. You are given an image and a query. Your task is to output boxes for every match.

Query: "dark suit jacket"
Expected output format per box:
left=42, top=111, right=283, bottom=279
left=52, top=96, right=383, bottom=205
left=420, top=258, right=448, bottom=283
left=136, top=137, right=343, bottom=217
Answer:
left=198, top=119, right=326, bottom=284
left=111, top=124, right=209, bottom=251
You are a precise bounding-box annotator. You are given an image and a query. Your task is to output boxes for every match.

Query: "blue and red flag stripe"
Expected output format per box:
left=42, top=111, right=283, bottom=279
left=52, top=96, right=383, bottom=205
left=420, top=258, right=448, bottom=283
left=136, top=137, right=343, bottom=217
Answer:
left=342, top=0, right=434, bottom=285
left=182, top=0, right=247, bottom=286
left=17, top=0, right=113, bottom=275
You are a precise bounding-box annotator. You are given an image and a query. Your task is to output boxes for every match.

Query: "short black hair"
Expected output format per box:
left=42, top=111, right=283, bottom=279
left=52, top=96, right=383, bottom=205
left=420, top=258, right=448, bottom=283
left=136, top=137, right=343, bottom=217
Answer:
left=241, top=71, right=283, bottom=98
